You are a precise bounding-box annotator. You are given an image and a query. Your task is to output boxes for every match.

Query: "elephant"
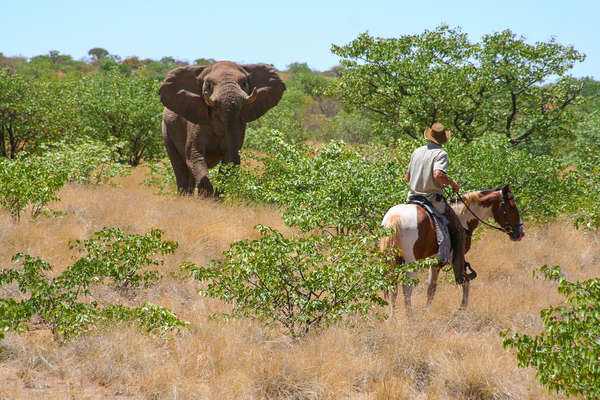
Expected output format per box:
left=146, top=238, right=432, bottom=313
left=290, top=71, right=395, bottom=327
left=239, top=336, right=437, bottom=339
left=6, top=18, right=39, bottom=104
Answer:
left=159, top=61, right=286, bottom=196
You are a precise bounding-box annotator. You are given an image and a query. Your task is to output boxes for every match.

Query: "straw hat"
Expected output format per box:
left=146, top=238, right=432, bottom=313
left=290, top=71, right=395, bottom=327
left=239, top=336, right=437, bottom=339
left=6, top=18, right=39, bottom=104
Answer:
left=424, top=122, right=451, bottom=145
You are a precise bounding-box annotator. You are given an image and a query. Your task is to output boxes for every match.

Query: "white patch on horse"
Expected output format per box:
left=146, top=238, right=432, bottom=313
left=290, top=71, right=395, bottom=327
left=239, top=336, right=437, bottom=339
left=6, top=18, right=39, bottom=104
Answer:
left=451, top=197, right=493, bottom=230
left=381, top=204, right=418, bottom=262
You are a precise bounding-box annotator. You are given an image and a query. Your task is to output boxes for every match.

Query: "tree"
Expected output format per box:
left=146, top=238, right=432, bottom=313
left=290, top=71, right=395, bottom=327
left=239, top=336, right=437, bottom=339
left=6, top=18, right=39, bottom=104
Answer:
left=74, top=71, right=164, bottom=165
left=88, top=47, right=109, bottom=61
left=122, top=56, right=142, bottom=70
left=329, top=25, right=585, bottom=144
left=0, top=69, right=47, bottom=158
left=194, top=58, right=215, bottom=66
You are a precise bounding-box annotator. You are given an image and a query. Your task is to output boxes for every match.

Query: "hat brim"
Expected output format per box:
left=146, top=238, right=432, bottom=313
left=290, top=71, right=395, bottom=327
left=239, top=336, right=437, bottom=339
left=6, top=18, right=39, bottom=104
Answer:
left=424, top=127, right=451, bottom=145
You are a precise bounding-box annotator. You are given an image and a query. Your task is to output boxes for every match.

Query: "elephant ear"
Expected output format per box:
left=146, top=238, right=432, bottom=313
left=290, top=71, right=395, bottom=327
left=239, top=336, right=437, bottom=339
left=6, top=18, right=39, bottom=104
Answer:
left=241, top=64, right=286, bottom=122
left=159, top=65, right=209, bottom=124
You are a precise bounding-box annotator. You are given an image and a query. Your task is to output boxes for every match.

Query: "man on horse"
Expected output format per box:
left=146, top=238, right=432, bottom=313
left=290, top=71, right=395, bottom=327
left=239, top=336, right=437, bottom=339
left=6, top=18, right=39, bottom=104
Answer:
left=406, top=122, right=469, bottom=284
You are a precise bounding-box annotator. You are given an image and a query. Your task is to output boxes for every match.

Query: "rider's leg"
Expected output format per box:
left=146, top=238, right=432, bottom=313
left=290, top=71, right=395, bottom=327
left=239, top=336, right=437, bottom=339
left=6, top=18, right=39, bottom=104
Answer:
left=444, top=206, right=467, bottom=284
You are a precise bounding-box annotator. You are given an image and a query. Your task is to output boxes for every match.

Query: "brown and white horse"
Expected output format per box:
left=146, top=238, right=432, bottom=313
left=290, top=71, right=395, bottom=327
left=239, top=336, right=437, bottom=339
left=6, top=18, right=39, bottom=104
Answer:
left=380, top=184, right=524, bottom=315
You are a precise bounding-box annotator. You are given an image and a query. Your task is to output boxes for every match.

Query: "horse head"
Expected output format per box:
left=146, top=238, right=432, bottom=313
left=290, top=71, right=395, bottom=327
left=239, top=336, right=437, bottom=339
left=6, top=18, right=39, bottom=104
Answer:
left=490, top=184, right=525, bottom=241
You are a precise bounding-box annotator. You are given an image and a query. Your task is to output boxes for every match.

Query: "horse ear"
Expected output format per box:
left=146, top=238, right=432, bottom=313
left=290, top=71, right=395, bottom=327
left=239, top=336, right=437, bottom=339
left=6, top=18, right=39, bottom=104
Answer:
left=241, top=64, right=286, bottom=122
left=159, top=65, right=210, bottom=124
left=502, top=184, right=511, bottom=195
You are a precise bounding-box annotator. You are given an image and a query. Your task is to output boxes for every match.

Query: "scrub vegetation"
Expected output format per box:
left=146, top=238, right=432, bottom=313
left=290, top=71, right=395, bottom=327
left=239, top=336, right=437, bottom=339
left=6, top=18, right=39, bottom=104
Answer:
left=1, top=25, right=599, bottom=398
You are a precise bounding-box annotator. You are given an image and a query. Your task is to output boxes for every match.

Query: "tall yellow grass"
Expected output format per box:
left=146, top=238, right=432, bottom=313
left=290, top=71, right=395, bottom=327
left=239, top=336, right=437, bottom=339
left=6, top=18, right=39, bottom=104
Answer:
left=0, top=167, right=596, bottom=399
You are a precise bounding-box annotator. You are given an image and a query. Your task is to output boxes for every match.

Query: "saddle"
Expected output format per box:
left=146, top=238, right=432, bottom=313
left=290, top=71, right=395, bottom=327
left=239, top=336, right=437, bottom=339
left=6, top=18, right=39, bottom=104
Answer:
left=406, top=195, right=448, bottom=227
left=407, top=195, right=477, bottom=282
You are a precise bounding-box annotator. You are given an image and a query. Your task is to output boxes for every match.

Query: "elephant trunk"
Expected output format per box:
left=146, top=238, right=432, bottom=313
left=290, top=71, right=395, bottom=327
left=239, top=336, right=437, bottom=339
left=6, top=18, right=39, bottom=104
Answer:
left=223, top=118, right=243, bottom=165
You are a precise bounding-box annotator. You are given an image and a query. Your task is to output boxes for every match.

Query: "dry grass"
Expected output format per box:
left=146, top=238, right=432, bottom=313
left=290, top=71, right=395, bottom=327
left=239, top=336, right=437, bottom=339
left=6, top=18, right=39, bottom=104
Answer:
left=0, top=167, right=596, bottom=399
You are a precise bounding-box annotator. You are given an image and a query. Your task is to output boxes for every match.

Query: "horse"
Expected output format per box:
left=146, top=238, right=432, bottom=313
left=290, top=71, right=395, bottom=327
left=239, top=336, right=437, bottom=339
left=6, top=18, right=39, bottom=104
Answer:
left=380, top=184, right=524, bottom=315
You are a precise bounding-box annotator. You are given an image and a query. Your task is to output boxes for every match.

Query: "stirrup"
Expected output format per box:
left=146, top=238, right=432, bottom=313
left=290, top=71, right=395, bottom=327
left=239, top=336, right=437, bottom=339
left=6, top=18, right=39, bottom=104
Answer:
left=464, top=262, right=477, bottom=282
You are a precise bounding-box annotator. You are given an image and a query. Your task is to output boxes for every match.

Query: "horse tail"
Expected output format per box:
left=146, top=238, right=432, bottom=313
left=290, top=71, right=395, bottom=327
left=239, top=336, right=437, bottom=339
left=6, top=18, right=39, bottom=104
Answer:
left=380, top=214, right=404, bottom=264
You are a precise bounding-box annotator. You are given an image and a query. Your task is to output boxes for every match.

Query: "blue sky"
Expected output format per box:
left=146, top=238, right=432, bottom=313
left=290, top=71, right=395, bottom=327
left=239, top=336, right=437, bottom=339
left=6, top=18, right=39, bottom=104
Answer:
left=2, top=0, right=598, bottom=78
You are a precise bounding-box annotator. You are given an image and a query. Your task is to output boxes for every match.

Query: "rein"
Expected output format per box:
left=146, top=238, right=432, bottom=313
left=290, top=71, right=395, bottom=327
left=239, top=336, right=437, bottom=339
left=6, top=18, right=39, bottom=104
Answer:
left=454, top=189, right=522, bottom=239
left=455, top=193, right=505, bottom=232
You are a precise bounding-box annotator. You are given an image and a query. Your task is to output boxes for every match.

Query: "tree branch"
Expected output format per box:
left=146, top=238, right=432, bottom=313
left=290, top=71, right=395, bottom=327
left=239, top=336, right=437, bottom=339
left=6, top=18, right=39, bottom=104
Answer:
left=509, top=127, right=535, bottom=145
left=506, top=91, right=518, bottom=138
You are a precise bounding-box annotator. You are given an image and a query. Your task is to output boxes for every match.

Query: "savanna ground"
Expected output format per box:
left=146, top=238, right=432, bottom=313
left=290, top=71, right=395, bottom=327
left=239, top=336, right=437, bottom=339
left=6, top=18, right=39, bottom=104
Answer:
left=0, top=166, right=597, bottom=399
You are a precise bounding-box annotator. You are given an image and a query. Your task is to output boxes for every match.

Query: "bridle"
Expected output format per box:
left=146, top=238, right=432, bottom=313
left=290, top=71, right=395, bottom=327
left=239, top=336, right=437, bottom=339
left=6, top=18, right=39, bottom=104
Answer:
left=455, top=188, right=523, bottom=240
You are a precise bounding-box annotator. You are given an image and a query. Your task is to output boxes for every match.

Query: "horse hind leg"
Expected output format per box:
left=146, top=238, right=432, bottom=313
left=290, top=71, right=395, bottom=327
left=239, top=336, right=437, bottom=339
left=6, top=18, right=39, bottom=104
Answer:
left=384, top=255, right=403, bottom=319
left=426, top=264, right=443, bottom=306
left=402, top=269, right=417, bottom=313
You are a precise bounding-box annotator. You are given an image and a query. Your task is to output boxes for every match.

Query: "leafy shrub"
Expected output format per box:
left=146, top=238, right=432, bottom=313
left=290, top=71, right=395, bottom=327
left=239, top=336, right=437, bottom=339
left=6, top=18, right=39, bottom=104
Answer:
left=37, top=138, right=130, bottom=184
left=0, top=155, right=67, bottom=221
left=314, top=110, right=391, bottom=144
left=448, top=134, right=586, bottom=221
left=0, top=69, right=63, bottom=158
left=184, top=225, right=400, bottom=337
left=73, top=71, right=164, bottom=166
left=502, top=265, right=600, bottom=399
left=217, top=131, right=405, bottom=234
left=68, top=227, right=178, bottom=290
left=245, top=88, right=309, bottom=148
left=0, top=140, right=130, bottom=221
left=0, top=228, right=185, bottom=341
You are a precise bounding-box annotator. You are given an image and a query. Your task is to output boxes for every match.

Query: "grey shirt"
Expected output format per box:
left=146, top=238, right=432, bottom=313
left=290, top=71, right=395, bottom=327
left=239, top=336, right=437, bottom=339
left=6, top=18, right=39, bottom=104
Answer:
left=406, top=142, right=448, bottom=202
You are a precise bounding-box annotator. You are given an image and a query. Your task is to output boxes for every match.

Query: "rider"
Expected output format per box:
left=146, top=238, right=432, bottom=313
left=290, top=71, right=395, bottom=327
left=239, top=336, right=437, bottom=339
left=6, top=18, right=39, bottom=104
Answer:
left=406, top=122, right=468, bottom=284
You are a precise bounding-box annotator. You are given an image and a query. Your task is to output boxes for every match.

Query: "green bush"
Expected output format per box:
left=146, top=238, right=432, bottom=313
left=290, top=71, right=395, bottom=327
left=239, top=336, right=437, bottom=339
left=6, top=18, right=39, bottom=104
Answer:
left=218, top=131, right=593, bottom=232
left=0, top=69, right=58, bottom=158
left=68, top=227, right=178, bottom=290
left=0, top=155, right=67, bottom=221
left=184, top=225, right=402, bottom=338
left=245, top=87, right=309, bottom=148
left=502, top=265, right=600, bottom=399
left=0, top=228, right=186, bottom=341
left=73, top=71, right=164, bottom=166
left=448, top=134, right=586, bottom=221
left=217, top=131, right=405, bottom=234
left=37, top=138, right=130, bottom=185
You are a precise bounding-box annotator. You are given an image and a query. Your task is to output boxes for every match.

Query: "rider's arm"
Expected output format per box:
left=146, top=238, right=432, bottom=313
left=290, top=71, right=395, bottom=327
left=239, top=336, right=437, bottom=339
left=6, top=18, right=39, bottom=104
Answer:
left=433, top=170, right=460, bottom=192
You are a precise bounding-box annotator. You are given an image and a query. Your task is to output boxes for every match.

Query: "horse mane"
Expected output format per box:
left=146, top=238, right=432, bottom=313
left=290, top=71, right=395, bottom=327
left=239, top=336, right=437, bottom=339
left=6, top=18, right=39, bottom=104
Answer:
left=448, top=190, right=491, bottom=217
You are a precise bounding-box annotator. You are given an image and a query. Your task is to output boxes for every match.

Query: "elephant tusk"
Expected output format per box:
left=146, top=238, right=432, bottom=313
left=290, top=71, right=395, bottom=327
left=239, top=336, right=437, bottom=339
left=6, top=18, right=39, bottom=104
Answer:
left=245, top=87, right=258, bottom=104
left=203, top=93, right=215, bottom=107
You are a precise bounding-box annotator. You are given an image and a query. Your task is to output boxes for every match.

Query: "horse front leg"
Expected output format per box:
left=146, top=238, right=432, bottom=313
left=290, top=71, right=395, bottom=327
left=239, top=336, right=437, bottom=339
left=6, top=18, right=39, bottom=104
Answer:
left=459, top=280, right=470, bottom=309
left=386, top=286, right=399, bottom=319
left=426, top=264, right=443, bottom=306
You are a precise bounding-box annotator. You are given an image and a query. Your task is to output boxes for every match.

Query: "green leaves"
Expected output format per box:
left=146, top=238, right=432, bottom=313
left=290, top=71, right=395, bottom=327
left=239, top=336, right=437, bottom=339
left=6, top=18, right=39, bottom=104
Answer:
left=329, top=25, right=585, bottom=144
left=68, top=227, right=178, bottom=290
left=0, top=139, right=130, bottom=222
left=184, top=225, right=401, bottom=338
left=73, top=71, right=164, bottom=166
left=0, top=155, right=67, bottom=221
left=502, top=265, right=600, bottom=398
left=37, top=138, right=130, bottom=185
left=0, top=228, right=186, bottom=341
left=217, top=131, right=405, bottom=234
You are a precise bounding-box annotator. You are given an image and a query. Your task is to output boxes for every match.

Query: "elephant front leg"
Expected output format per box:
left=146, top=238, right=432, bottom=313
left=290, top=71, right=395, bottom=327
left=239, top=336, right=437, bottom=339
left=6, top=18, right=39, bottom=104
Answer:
left=186, top=146, right=214, bottom=197
left=164, top=135, right=194, bottom=195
